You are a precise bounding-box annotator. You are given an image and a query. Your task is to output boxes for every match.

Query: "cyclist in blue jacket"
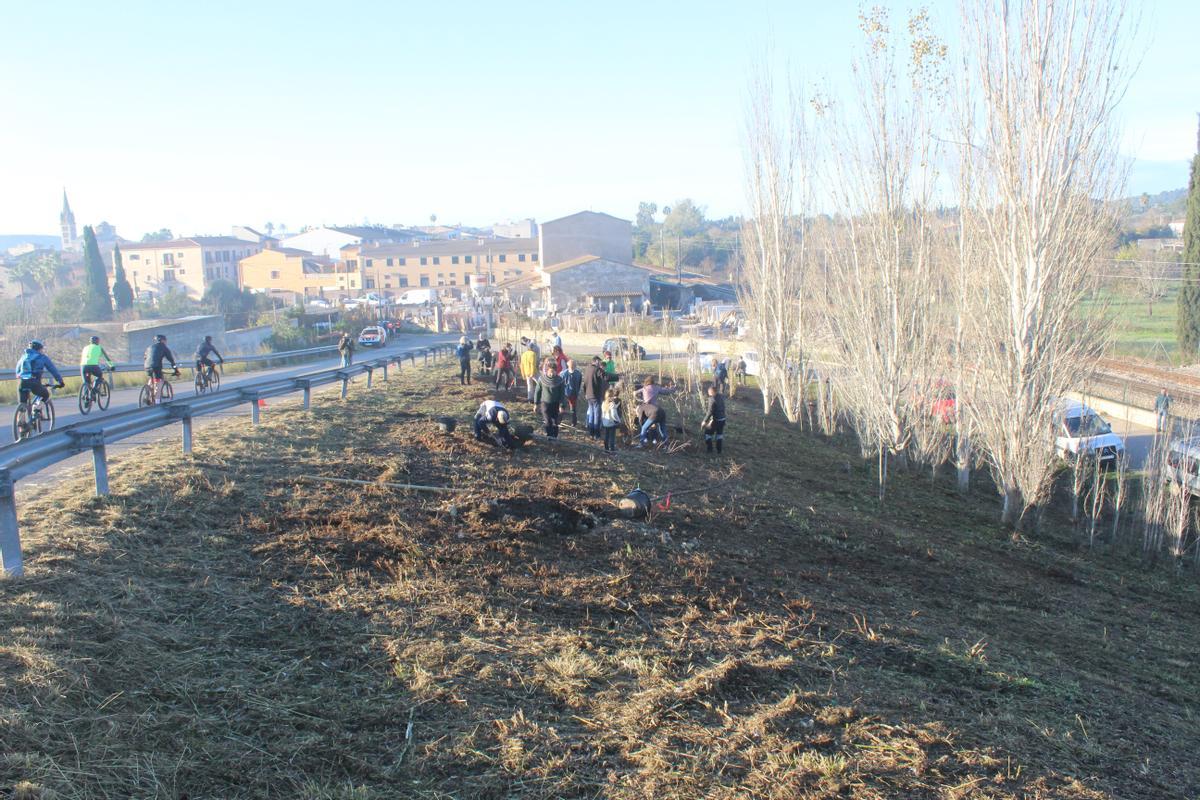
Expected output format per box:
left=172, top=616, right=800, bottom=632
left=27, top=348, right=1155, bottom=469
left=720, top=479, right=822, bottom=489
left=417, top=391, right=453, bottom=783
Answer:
left=15, top=340, right=65, bottom=405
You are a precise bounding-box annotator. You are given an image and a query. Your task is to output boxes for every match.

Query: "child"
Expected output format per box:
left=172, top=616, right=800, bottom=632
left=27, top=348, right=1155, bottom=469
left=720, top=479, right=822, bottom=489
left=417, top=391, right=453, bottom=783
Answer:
left=560, top=358, right=582, bottom=426
left=601, top=388, right=622, bottom=452
left=702, top=384, right=727, bottom=454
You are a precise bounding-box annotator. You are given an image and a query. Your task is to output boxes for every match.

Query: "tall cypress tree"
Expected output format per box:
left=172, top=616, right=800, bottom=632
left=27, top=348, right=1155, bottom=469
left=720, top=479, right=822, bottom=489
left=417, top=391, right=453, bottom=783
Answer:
left=111, top=243, right=134, bottom=311
left=81, top=226, right=113, bottom=321
left=1176, top=118, right=1200, bottom=357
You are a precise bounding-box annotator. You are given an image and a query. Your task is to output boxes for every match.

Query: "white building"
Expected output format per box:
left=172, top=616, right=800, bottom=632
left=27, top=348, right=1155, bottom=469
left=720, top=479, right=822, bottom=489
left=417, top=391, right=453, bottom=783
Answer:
left=279, top=225, right=419, bottom=258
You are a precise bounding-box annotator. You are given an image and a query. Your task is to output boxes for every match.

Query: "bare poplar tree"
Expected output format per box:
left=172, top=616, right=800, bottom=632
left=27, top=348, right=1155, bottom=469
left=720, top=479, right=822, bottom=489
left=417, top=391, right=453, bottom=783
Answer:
left=956, top=0, right=1131, bottom=525
left=739, top=69, right=816, bottom=422
left=820, top=8, right=946, bottom=498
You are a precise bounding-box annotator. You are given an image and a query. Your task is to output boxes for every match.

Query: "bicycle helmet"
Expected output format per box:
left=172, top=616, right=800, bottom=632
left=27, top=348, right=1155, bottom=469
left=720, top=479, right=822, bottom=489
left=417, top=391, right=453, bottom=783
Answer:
left=496, top=409, right=510, bottom=425
left=204, top=335, right=212, bottom=342
left=28, top=340, right=44, bottom=350
left=90, top=335, right=100, bottom=344
left=156, top=334, right=167, bottom=342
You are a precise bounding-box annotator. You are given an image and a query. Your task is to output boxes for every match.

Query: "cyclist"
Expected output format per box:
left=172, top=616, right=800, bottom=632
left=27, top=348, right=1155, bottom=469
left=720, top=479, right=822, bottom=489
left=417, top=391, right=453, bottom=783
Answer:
left=80, top=335, right=115, bottom=392
left=143, top=334, right=180, bottom=400
left=194, top=335, right=225, bottom=382
left=15, top=340, right=65, bottom=406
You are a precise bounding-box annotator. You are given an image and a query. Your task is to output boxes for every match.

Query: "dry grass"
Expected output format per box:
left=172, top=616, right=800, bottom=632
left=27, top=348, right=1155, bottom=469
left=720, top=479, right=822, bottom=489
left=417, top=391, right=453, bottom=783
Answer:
left=1, top=361, right=1198, bottom=798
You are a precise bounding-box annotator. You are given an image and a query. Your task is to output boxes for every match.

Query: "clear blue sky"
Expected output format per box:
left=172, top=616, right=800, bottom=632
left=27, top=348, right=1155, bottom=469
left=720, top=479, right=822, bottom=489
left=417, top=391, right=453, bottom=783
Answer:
left=1, top=0, right=1196, bottom=238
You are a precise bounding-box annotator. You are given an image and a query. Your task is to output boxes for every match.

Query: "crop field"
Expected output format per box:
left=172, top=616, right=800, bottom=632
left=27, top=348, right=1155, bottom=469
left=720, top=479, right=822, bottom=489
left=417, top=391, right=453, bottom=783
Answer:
left=1, top=362, right=1198, bottom=799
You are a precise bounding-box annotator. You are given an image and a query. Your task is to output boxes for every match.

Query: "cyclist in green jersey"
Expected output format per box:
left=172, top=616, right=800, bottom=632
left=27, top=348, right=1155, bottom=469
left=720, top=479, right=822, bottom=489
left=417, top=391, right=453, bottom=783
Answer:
left=79, top=335, right=115, bottom=390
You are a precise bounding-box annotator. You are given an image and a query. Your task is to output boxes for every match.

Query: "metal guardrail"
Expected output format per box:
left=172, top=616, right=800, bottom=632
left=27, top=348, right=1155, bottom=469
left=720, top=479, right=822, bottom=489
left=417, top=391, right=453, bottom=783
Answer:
left=0, top=344, right=342, bottom=382
left=0, top=341, right=458, bottom=577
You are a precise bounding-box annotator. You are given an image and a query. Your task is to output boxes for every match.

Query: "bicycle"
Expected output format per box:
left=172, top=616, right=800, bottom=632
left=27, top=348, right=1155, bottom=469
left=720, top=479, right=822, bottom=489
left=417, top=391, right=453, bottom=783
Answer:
left=13, top=381, right=58, bottom=443
left=194, top=362, right=222, bottom=395
left=78, top=367, right=114, bottom=415
left=138, top=370, right=178, bottom=408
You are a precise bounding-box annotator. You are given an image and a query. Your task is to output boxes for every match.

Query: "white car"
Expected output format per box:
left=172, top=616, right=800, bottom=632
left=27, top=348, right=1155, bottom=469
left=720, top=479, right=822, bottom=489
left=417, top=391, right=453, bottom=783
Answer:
left=1052, top=400, right=1125, bottom=464
left=357, top=326, right=387, bottom=348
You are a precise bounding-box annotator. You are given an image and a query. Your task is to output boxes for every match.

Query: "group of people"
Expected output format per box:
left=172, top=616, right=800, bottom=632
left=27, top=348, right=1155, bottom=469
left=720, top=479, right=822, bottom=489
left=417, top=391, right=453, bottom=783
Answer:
left=12, top=333, right=227, bottom=409
left=470, top=332, right=729, bottom=455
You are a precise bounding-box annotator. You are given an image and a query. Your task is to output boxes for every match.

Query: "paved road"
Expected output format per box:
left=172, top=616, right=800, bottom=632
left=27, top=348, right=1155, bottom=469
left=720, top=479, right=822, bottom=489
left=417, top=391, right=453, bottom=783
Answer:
left=10, top=333, right=459, bottom=495
left=3, top=333, right=458, bottom=448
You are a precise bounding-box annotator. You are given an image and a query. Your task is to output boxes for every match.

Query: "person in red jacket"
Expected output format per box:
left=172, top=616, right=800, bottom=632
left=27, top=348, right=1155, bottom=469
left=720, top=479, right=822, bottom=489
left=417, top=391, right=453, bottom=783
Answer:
left=494, top=343, right=515, bottom=391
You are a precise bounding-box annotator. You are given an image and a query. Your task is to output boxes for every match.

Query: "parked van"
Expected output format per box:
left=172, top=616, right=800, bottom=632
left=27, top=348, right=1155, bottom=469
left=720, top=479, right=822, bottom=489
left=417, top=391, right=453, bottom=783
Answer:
left=1052, top=400, right=1125, bottom=464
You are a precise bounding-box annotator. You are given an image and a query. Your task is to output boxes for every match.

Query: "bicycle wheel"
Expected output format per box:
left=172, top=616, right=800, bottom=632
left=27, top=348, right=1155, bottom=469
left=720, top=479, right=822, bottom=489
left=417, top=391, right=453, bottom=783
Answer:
left=194, top=371, right=207, bottom=395
left=139, top=384, right=153, bottom=408
left=12, top=404, right=30, bottom=443
left=160, top=380, right=174, bottom=402
left=97, top=379, right=111, bottom=411
left=78, top=381, right=93, bottom=415
left=39, top=397, right=55, bottom=433
left=209, top=370, right=220, bottom=392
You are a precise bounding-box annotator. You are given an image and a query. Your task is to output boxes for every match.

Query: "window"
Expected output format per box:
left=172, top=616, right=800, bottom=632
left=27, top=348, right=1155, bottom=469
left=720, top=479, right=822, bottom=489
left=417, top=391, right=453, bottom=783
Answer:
left=178, top=268, right=185, bottom=274
left=270, top=270, right=280, bottom=279
left=222, top=251, right=231, bottom=262
left=132, top=270, right=138, bottom=277
left=386, top=257, right=394, bottom=267
left=399, top=257, right=406, bottom=266
left=419, top=275, right=430, bottom=287
left=163, top=269, right=176, bottom=282
left=399, top=276, right=409, bottom=287
left=162, top=253, right=174, bottom=266
left=420, top=257, right=427, bottom=266
left=437, top=278, right=445, bottom=286
left=433, top=256, right=441, bottom=265
left=365, top=278, right=375, bottom=289
left=465, top=255, right=472, bottom=264
left=518, top=253, right=526, bottom=262
left=532, top=252, right=538, bottom=261
left=499, top=254, right=506, bottom=263
left=129, top=253, right=140, bottom=261
left=451, top=256, right=459, bottom=264
left=347, top=259, right=358, bottom=268
left=450, top=277, right=456, bottom=285
left=366, top=259, right=374, bottom=267
left=205, top=252, right=214, bottom=264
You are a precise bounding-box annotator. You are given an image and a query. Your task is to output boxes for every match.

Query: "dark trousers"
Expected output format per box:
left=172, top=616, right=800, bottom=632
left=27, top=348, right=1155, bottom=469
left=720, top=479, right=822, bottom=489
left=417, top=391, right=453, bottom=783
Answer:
left=18, top=378, right=48, bottom=405
left=459, top=359, right=472, bottom=385
left=565, top=394, right=579, bottom=424
left=474, top=417, right=514, bottom=448
left=603, top=425, right=617, bottom=451
left=496, top=367, right=514, bottom=391
left=705, top=419, right=726, bottom=452
left=540, top=402, right=561, bottom=438
left=81, top=364, right=104, bottom=387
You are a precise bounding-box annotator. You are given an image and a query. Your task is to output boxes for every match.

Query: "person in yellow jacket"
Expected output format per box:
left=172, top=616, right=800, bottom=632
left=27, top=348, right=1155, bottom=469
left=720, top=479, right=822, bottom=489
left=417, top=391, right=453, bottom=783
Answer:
left=519, top=343, right=538, bottom=404
left=79, top=335, right=115, bottom=392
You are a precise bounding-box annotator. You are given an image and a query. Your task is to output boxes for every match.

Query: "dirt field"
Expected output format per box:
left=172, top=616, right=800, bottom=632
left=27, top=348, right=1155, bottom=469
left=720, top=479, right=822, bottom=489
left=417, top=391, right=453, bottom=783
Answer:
left=2, top=362, right=1198, bottom=799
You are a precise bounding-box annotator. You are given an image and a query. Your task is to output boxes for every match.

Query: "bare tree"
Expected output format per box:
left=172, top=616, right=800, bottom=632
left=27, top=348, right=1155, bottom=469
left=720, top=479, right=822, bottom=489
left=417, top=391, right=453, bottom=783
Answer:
left=739, top=69, right=817, bottom=423
left=956, top=0, right=1131, bottom=525
left=819, top=8, right=946, bottom=498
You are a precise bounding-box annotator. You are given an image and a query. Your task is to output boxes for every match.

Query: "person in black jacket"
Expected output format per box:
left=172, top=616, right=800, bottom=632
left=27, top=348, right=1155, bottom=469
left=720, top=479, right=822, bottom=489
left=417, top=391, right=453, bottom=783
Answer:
left=533, top=361, right=565, bottom=439
left=581, top=356, right=607, bottom=439
left=702, top=384, right=727, bottom=454
left=144, top=334, right=179, bottom=382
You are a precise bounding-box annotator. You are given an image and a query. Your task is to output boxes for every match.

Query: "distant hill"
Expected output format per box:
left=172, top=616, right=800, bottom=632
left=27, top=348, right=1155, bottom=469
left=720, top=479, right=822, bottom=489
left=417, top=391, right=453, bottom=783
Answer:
left=0, top=234, right=60, bottom=252
left=1127, top=187, right=1187, bottom=209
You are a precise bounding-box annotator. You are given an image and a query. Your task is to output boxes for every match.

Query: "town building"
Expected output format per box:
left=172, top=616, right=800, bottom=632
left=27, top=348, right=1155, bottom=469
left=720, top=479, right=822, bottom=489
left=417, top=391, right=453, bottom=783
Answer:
left=538, top=210, right=633, bottom=267
left=341, top=237, right=538, bottom=298
left=116, top=237, right=264, bottom=299
left=231, top=225, right=281, bottom=247
left=279, top=225, right=421, bottom=258
left=535, top=256, right=652, bottom=311
left=492, top=219, right=537, bottom=239
left=237, top=247, right=353, bottom=303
